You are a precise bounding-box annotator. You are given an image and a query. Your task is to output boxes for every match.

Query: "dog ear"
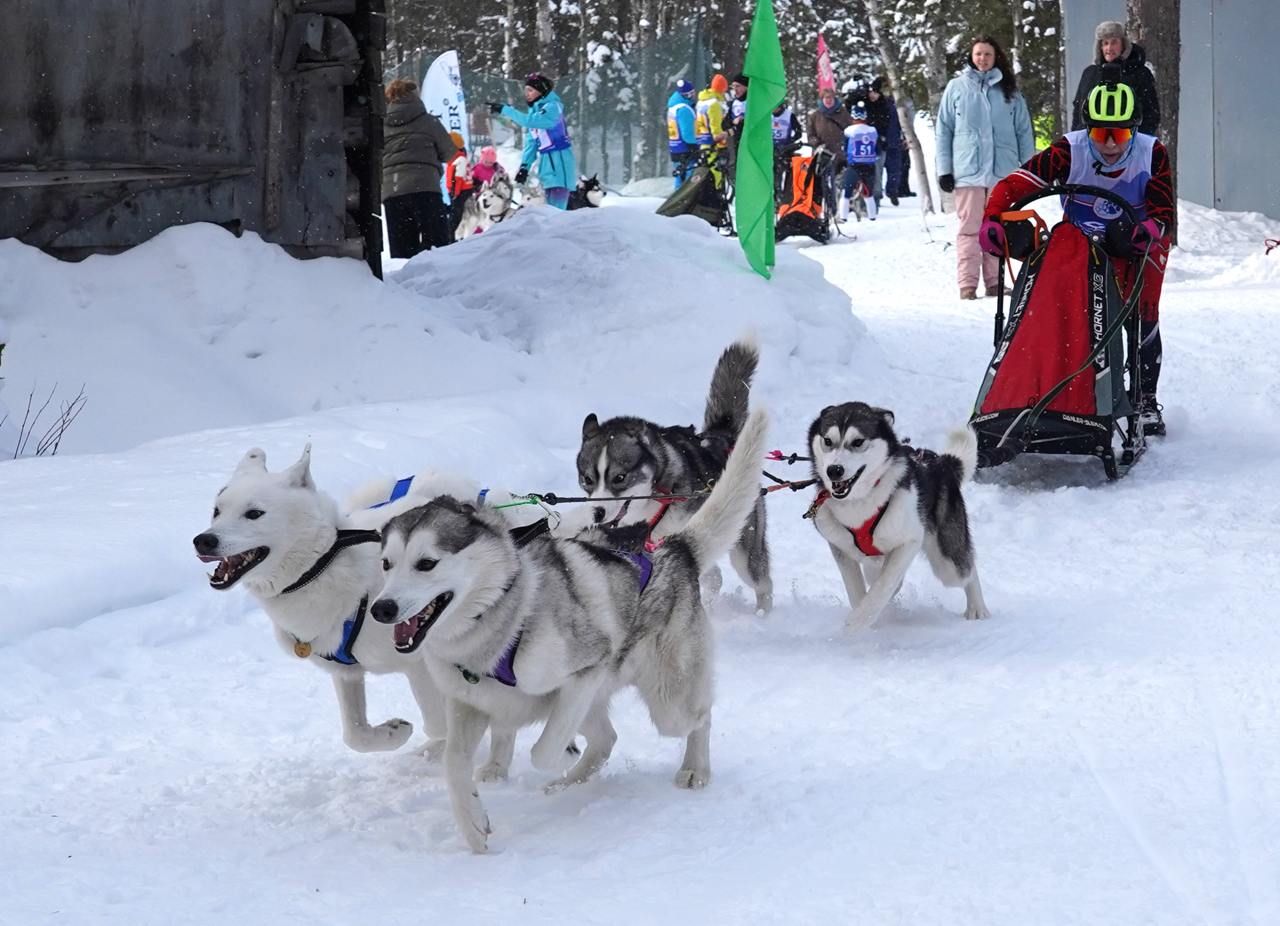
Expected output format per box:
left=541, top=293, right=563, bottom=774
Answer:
left=582, top=413, right=600, bottom=440
left=283, top=443, right=314, bottom=489
left=871, top=406, right=896, bottom=428
left=235, top=448, right=268, bottom=475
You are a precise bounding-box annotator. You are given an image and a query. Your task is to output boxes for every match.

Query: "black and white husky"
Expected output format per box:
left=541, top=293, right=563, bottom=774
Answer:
left=372, top=409, right=770, bottom=852
left=192, top=446, right=539, bottom=778
left=573, top=337, right=772, bottom=611
left=806, top=403, right=990, bottom=631
left=567, top=174, right=606, bottom=209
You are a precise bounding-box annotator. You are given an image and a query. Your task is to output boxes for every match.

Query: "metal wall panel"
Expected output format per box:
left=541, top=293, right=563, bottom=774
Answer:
left=1177, top=1, right=1215, bottom=210
left=1212, top=0, right=1280, bottom=217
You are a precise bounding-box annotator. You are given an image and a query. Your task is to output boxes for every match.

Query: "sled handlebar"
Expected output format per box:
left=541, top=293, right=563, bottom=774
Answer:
left=1007, top=184, right=1142, bottom=226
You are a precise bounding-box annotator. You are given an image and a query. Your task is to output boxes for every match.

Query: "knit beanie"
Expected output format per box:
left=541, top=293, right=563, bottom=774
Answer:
left=525, top=73, right=554, bottom=97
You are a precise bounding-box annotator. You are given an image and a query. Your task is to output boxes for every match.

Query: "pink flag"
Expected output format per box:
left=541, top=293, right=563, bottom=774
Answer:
left=817, top=33, right=836, bottom=91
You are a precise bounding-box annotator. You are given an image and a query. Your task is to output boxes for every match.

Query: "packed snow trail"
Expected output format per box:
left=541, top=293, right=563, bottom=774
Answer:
left=2, top=201, right=1279, bottom=924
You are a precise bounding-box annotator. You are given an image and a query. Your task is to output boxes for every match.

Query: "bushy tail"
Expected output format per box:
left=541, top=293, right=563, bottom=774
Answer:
left=703, top=334, right=759, bottom=436
left=942, top=425, right=979, bottom=484
left=679, top=408, right=769, bottom=573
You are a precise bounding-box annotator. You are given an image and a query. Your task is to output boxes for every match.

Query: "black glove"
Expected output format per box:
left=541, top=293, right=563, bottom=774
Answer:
left=487, top=101, right=504, bottom=115
left=514, top=166, right=529, bottom=185
left=938, top=173, right=955, bottom=193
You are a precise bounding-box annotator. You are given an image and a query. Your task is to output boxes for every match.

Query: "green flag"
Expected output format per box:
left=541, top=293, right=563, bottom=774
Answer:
left=737, top=0, right=786, bottom=279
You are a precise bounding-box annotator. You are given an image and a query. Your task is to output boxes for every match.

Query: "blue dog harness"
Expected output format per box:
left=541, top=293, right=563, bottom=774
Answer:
left=367, top=476, right=415, bottom=509
left=322, top=595, right=368, bottom=665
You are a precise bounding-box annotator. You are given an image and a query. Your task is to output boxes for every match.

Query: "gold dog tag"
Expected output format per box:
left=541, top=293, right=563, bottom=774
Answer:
left=293, top=640, right=312, bottom=659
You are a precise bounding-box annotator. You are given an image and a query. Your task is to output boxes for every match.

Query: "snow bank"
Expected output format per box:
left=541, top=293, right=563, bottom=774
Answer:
left=0, top=226, right=519, bottom=455
left=392, top=206, right=864, bottom=396
left=0, top=208, right=863, bottom=457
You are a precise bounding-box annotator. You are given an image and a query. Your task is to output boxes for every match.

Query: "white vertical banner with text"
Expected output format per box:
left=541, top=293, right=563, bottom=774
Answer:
left=421, top=50, right=469, bottom=152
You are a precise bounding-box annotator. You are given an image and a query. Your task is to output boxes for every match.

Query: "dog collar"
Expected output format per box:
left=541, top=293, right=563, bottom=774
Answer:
left=281, top=529, right=382, bottom=595
left=291, top=594, right=368, bottom=663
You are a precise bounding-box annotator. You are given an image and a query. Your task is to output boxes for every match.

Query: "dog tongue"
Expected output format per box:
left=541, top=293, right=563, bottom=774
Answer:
left=394, top=616, right=420, bottom=647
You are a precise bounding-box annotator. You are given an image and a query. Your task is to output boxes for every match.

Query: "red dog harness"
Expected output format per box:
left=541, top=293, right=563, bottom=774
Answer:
left=804, top=489, right=888, bottom=557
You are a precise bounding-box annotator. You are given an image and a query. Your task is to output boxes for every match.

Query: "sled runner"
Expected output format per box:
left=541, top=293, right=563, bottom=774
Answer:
left=970, top=184, right=1154, bottom=480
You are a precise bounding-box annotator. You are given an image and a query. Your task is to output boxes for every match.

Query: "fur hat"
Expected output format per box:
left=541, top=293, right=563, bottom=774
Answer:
left=1095, top=21, right=1131, bottom=59
left=525, top=72, right=554, bottom=97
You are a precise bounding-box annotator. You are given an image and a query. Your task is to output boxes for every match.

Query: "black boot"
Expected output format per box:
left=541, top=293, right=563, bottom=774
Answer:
left=1139, top=396, right=1166, bottom=437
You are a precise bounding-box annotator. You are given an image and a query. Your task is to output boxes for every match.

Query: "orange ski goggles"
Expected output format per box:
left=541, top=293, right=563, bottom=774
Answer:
left=1088, top=126, right=1134, bottom=146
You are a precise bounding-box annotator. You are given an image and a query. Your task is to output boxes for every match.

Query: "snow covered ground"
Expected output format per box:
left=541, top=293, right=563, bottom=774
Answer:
left=2, top=193, right=1279, bottom=924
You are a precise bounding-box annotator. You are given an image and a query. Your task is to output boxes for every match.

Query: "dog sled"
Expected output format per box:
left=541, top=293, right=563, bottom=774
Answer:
left=775, top=148, right=836, bottom=245
left=656, top=155, right=734, bottom=233
left=970, top=184, right=1154, bottom=480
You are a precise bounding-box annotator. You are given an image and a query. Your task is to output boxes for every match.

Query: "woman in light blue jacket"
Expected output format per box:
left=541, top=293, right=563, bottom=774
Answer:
left=935, top=36, right=1036, bottom=299
left=488, top=73, right=577, bottom=210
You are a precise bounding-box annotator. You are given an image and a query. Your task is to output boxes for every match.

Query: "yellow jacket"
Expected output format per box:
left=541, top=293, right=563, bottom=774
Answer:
left=694, top=89, right=726, bottom=147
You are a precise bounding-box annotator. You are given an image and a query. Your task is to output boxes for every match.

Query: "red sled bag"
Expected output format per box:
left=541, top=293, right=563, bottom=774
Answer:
left=970, top=185, right=1151, bottom=480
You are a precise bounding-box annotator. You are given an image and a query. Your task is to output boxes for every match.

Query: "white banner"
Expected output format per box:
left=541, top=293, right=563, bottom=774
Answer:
left=421, top=50, right=469, bottom=153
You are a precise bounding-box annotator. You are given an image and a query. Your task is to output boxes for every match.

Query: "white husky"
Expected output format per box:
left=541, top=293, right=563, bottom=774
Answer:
left=192, top=445, right=546, bottom=778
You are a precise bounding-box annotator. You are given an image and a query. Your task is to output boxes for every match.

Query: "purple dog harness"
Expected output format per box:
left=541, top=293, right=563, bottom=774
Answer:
left=460, top=546, right=653, bottom=688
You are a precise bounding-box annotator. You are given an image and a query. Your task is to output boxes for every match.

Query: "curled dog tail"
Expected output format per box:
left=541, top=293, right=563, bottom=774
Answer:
left=703, top=334, right=759, bottom=437
left=941, top=424, right=979, bottom=484
left=679, top=408, right=769, bottom=573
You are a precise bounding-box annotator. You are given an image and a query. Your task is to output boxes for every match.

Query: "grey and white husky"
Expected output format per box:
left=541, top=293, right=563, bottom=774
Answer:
left=574, top=337, right=772, bottom=611
left=806, top=403, right=990, bottom=631
left=455, top=174, right=517, bottom=239
left=372, top=408, right=770, bottom=852
left=192, top=446, right=536, bottom=777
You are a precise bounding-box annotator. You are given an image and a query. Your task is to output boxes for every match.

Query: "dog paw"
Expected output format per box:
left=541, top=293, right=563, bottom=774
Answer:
left=419, top=737, right=448, bottom=763
left=964, top=603, right=991, bottom=620
left=453, top=789, right=492, bottom=854
left=673, top=767, right=710, bottom=790
left=345, top=718, right=413, bottom=753
left=475, top=761, right=509, bottom=783
left=843, top=612, right=876, bottom=634
left=530, top=741, right=576, bottom=774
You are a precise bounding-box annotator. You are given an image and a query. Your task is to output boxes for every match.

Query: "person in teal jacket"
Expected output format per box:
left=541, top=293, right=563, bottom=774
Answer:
left=935, top=35, right=1036, bottom=299
left=488, top=73, right=577, bottom=210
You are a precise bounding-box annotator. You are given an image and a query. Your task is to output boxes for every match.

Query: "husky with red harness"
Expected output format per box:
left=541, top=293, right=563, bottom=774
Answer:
left=806, top=402, right=989, bottom=632
left=981, top=81, right=1173, bottom=437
